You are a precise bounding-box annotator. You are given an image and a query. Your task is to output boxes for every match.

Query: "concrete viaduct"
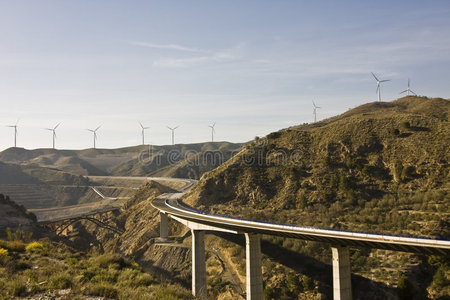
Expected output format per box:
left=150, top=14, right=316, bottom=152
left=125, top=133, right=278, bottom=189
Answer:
left=152, top=191, right=450, bottom=300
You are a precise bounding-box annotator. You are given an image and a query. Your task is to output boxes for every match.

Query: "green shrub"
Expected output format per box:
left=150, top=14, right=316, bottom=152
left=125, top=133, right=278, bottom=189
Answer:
left=397, top=275, right=413, bottom=300
left=390, top=128, right=400, bottom=136
left=66, top=257, right=78, bottom=265
left=49, top=273, right=72, bottom=289
left=85, top=283, right=118, bottom=299
left=339, top=173, right=350, bottom=191
left=286, top=273, right=302, bottom=293
left=302, top=275, right=314, bottom=291
left=401, top=121, right=411, bottom=129
left=9, top=280, right=26, bottom=297
left=0, top=240, right=26, bottom=252
left=117, top=268, right=155, bottom=287
left=431, top=266, right=449, bottom=289
left=94, top=253, right=127, bottom=269
left=0, top=248, right=8, bottom=256
left=26, top=241, right=44, bottom=252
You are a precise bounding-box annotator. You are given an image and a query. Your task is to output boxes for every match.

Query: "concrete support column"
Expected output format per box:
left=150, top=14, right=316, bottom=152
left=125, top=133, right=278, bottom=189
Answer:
left=331, top=246, right=352, bottom=300
left=160, top=212, right=168, bottom=239
left=245, top=233, right=263, bottom=300
left=192, top=230, right=207, bottom=299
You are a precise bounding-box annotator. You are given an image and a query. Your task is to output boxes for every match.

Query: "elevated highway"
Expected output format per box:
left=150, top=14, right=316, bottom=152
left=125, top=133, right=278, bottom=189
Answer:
left=152, top=180, right=450, bottom=300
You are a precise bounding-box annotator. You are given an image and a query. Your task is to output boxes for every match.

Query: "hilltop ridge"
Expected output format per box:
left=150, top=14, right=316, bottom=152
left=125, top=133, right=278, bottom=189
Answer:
left=187, top=96, right=449, bottom=236
left=181, top=96, right=449, bottom=298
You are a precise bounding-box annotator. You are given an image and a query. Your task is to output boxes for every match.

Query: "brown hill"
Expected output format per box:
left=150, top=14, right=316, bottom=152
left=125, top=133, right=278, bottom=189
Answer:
left=110, top=142, right=243, bottom=178
left=183, top=96, right=449, bottom=299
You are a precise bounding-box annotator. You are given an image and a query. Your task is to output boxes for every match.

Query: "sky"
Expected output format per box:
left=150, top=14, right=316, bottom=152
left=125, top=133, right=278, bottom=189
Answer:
left=0, top=0, right=449, bottom=151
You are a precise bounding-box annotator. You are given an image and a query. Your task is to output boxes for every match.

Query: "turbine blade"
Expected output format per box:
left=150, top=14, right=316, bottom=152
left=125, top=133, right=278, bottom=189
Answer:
left=174, top=126, right=179, bottom=130
left=15, top=118, right=20, bottom=126
left=410, top=90, right=417, bottom=95
left=400, top=90, right=407, bottom=94
left=380, top=79, right=390, bottom=82
left=167, top=126, right=173, bottom=130
left=95, top=125, right=101, bottom=131
left=139, top=122, right=144, bottom=129
left=54, top=123, right=60, bottom=130
left=371, top=72, right=379, bottom=81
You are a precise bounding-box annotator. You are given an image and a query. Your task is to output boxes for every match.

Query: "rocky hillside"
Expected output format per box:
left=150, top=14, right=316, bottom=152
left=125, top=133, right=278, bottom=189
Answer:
left=187, top=96, right=449, bottom=237
left=183, top=96, right=449, bottom=299
left=0, top=193, right=36, bottom=230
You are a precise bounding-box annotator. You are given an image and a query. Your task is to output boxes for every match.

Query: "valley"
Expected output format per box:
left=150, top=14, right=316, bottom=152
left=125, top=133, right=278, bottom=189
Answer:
left=0, top=97, right=449, bottom=299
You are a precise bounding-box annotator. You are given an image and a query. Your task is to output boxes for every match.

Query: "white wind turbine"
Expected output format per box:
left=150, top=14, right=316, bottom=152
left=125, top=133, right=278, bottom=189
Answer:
left=87, top=126, right=101, bottom=149
left=372, top=72, right=390, bottom=102
left=139, top=122, right=150, bottom=145
left=167, top=126, right=179, bottom=145
left=7, top=118, right=19, bottom=147
left=208, top=122, right=216, bottom=142
left=45, top=123, right=60, bottom=149
left=399, top=78, right=416, bottom=96
left=312, top=101, right=321, bottom=123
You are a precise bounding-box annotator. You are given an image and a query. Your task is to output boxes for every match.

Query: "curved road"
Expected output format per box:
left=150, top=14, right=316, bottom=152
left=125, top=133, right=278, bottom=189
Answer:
left=153, top=191, right=450, bottom=256
left=31, top=176, right=196, bottom=224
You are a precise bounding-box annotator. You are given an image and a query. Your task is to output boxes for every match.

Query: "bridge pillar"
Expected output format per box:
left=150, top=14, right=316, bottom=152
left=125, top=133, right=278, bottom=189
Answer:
left=191, top=230, right=207, bottom=299
left=332, top=246, right=352, bottom=300
left=160, top=212, right=169, bottom=240
left=245, top=233, right=263, bottom=300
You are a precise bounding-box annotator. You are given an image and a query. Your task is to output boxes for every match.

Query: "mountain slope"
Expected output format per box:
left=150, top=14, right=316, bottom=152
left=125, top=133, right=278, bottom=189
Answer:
left=187, top=96, right=449, bottom=237
left=183, top=96, right=449, bottom=299
left=109, top=142, right=243, bottom=178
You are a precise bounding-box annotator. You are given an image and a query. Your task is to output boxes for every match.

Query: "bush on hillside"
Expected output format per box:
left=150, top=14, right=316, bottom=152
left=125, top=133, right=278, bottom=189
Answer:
left=25, top=242, right=44, bottom=252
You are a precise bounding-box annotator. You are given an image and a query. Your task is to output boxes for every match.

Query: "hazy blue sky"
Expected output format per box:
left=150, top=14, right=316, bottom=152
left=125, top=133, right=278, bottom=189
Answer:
left=1, top=1, right=449, bottom=150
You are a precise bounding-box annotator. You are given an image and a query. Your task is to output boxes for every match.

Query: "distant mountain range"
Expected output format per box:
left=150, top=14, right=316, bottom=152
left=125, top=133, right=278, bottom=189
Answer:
left=0, top=142, right=243, bottom=208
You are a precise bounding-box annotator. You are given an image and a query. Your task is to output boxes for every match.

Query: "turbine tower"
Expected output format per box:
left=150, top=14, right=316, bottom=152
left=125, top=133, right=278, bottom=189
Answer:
left=400, top=78, right=416, bottom=96
left=312, top=101, right=321, bottom=123
left=45, top=123, right=60, bottom=149
left=87, top=126, right=101, bottom=149
left=167, top=126, right=179, bottom=145
left=139, top=122, right=150, bottom=145
left=372, top=72, right=390, bottom=102
left=7, top=118, right=19, bottom=147
left=208, top=122, right=216, bottom=142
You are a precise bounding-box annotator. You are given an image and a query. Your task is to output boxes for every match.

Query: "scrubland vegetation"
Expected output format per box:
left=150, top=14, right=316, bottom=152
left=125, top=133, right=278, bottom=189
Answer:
left=0, top=229, right=193, bottom=299
left=186, top=97, right=450, bottom=299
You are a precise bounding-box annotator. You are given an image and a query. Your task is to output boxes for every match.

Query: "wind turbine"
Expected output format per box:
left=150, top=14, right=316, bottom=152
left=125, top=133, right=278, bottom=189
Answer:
left=45, top=123, right=60, bottom=149
left=87, top=126, right=101, bottom=149
left=208, top=122, right=216, bottom=142
left=399, top=78, right=416, bottom=96
left=312, top=101, right=321, bottom=123
left=139, top=122, right=150, bottom=145
left=6, top=118, right=19, bottom=147
left=167, top=126, right=179, bottom=145
left=372, top=72, right=390, bottom=102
